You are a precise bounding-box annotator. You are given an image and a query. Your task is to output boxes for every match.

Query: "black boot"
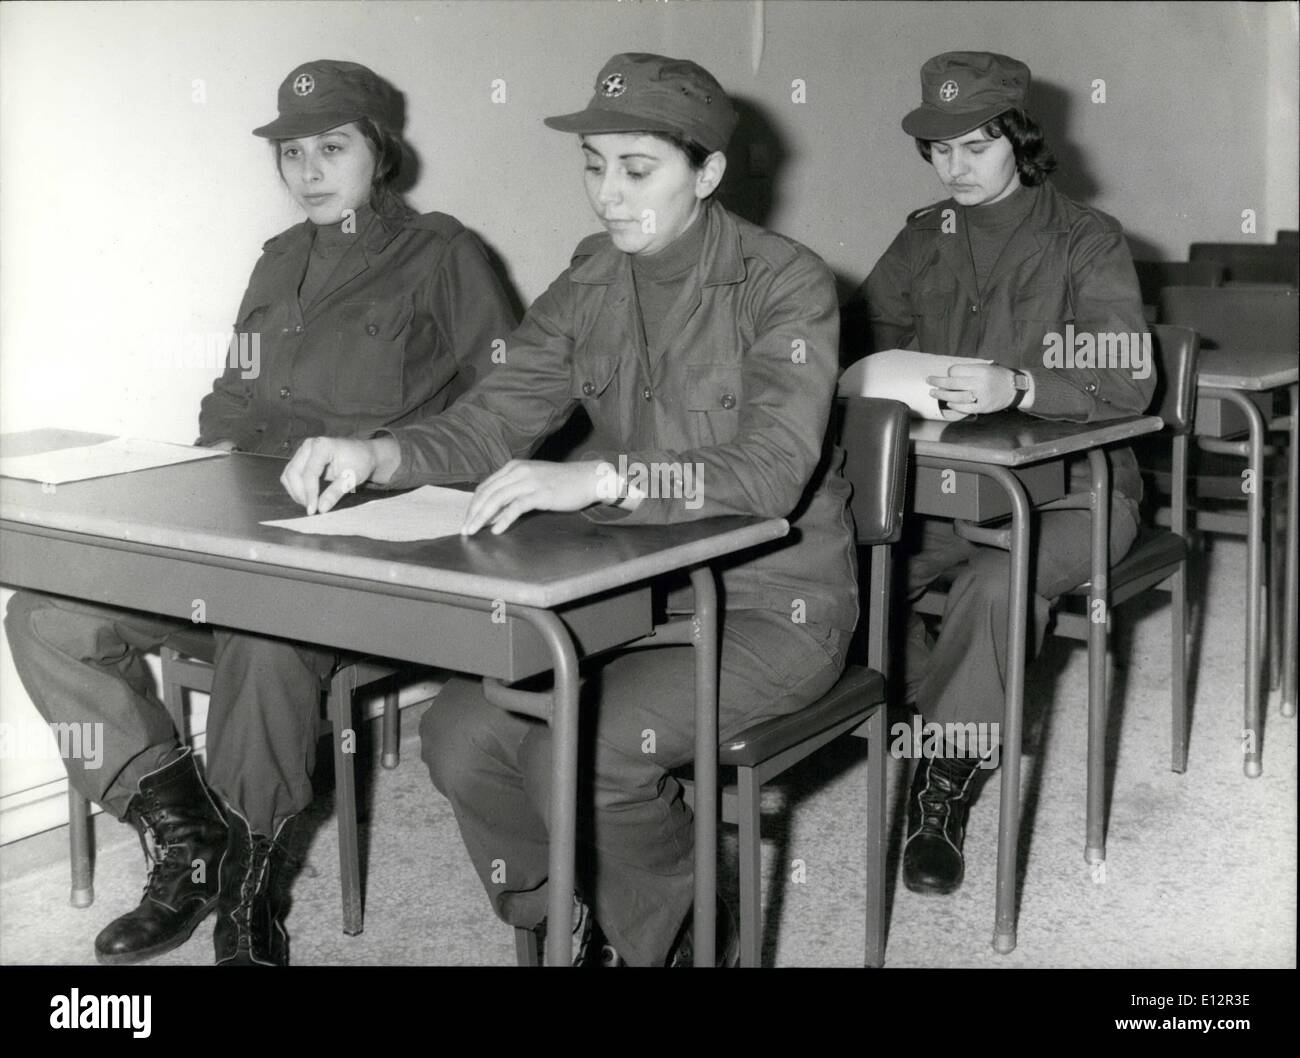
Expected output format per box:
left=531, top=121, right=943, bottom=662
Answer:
left=902, top=748, right=985, bottom=895
left=213, top=810, right=298, bottom=966
left=94, top=749, right=228, bottom=965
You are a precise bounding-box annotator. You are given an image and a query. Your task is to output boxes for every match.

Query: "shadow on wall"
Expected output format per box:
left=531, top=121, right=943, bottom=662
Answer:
left=718, top=95, right=788, bottom=231
left=1030, top=79, right=1100, bottom=205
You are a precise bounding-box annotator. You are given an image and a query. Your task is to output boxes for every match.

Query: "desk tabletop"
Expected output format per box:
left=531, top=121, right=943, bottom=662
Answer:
left=908, top=412, right=1164, bottom=466
left=1197, top=348, right=1300, bottom=391
left=0, top=430, right=787, bottom=609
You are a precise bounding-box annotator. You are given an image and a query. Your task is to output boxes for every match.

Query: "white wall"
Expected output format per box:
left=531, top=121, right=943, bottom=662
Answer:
left=2, top=0, right=1296, bottom=840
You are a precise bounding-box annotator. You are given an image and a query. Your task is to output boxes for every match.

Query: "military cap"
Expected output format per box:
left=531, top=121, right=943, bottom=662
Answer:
left=544, top=52, right=737, bottom=154
left=253, top=59, right=401, bottom=139
left=901, top=51, right=1030, bottom=141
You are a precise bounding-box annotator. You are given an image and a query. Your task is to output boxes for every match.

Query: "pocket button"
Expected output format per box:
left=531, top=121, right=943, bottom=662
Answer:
left=720, top=393, right=737, bottom=409
left=366, top=323, right=379, bottom=336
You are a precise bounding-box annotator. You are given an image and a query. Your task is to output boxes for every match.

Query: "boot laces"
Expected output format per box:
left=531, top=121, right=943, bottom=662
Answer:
left=135, top=820, right=186, bottom=900
left=230, top=835, right=297, bottom=946
left=917, top=762, right=971, bottom=831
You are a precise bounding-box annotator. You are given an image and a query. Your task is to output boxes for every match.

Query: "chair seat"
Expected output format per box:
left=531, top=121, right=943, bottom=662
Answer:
left=720, top=665, right=884, bottom=769
left=1068, top=527, right=1186, bottom=597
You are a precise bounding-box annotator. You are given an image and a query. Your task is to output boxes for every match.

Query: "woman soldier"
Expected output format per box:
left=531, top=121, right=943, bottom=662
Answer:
left=281, top=52, right=858, bottom=966
left=847, top=52, right=1154, bottom=896
left=4, top=59, right=517, bottom=966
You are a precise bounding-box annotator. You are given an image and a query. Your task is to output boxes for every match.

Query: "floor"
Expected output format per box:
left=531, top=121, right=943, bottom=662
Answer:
left=0, top=532, right=1294, bottom=967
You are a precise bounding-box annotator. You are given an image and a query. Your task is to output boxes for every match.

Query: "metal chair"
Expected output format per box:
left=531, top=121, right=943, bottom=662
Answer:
left=65, top=630, right=402, bottom=936
left=713, top=395, right=910, bottom=966
left=913, top=326, right=1199, bottom=862
left=512, top=397, right=911, bottom=967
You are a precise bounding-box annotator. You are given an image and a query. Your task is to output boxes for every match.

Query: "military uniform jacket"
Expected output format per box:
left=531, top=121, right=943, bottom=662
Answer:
left=385, top=200, right=859, bottom=633
left=198, top=210, right=517, bottom=456
left=861, top=180, right=1156, bottom=498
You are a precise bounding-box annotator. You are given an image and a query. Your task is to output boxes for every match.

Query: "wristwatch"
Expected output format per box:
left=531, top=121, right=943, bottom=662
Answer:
left=1009, top=369, right=1031, bottom=409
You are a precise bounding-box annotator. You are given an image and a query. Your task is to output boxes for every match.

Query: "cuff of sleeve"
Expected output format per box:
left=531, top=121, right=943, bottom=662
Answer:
left=1021, top=368, right=1093, bottom=423
left=367, top=428, right=417, bottom=490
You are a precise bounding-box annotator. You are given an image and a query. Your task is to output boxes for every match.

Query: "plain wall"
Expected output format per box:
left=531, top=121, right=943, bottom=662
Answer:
left=1, top=0, right=1296, bottom=834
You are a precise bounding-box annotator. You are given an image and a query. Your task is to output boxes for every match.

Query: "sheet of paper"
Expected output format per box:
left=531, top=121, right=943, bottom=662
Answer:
left=261, top=485, right=474, bottom=542
left=838, top=349, right=995, bottom=421
left=0, top=437, right=225, bottom=484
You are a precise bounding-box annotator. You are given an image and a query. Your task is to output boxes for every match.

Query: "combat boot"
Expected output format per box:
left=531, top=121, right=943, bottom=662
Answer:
left=213, top=809, right=298, bottom=966
left=902, top=747, right=985, bottom=895
left=94, top=749, right=228, bottom=964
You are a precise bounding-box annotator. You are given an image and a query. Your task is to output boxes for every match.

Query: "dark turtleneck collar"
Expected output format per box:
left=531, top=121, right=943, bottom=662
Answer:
left=310, top=201, right=377, bottom=255
left=961, top=180, right=1036, bottom=230
left=630, top=204, right=708, bottom=282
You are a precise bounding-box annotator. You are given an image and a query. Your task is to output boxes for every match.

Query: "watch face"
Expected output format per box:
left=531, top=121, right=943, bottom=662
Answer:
left=1013, top=371, right=1030, bottom=391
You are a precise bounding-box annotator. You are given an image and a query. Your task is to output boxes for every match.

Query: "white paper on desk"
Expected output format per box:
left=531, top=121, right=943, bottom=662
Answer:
left=0, top=437, right=225, bottom=484
left=838, top=349, right=995, bottom=421
left=261, top=485, right=473, bottom=542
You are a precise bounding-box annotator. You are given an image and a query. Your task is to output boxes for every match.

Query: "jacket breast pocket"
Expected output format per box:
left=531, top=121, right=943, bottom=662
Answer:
left=685, top=363, right=743, bottom=445
left=331, top=298, right=414, bottom=414
left=685, top=362, right=743, bottom=412
left=911, top=289, right=953, bottom=321
left=570, top=353, right=619, bottom=406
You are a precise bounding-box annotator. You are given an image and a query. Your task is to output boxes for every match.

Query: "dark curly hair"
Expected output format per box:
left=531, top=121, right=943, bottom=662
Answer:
left=914, top=108, right=1057, bottom=186
left=274, top=116, right=414, bottom=221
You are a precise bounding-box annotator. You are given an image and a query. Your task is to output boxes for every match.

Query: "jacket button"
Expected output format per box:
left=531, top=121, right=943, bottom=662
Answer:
left=279, top=386, right=291, bottom=399
left=720, top=393, right=737, bottom=409
left=366, top=323, right=379, bottom=336
left=293, top=325, right=303, bottom=334
left=582, top=380, right=595, bottom=396
left=970, top=304, right=979, bottom=314
left=643, top=386, right=653, bottom=401
left=1085, top=382, right=1098, bottom=394
left=281, top=440, right=291, bottom=450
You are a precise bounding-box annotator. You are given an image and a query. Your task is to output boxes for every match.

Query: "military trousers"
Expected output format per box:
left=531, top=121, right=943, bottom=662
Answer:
left=899, top=495, right=1141, bottom=733
left=420, top=608, right=851, bottom=967
left=4, top=591, right=332, bottom=833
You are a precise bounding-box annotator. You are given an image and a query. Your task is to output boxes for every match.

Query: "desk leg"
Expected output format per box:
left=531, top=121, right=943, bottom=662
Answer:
left=1085, top=450, right=1111, bottom=865
left=1283, top=384, right=1298, bottom=719
left=984, top=466, right=1031, bottom=956
left=329, top=666, right=364, bottom=935
left=512, top=607, right=582, bottom=966
left=1209, top=390, right=1266, bottom=776
left=689, top=567, right=720, bottom=968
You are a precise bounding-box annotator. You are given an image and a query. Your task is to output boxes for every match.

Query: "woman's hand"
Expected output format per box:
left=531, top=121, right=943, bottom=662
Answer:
left=280, top=436, right=392, bottom=515
left=927, top=364, right=1018, bottom=420
left=462, top=459, right=606, bottom=536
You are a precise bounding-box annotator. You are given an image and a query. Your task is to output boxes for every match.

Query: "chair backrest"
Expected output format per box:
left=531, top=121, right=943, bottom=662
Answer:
left=1134, top=259, right=1223, bottom=307
left=1188, top=242, right=1299, bottom=286
left=835, top=397, right=910, bottom=546
left=1147, top=325, right=1200, bottom=435
left=1158, top=285, right=1299, bottom=355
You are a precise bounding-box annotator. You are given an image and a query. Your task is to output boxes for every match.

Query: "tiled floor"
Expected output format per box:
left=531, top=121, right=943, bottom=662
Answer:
left=0, top=534, right=1294, bottom=967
